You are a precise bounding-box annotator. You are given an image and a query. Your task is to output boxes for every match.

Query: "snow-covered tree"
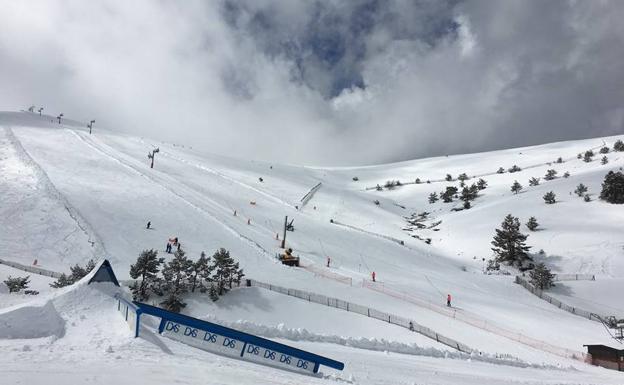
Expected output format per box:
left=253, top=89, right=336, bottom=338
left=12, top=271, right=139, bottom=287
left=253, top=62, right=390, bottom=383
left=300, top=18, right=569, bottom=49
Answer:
left=129, top=249, right=163, bottom=301
left=599, top=146, right=610, bottom=154
left=187, top=251, right=212, bottom=293
left=601, top=156, right=609, bottom=165
left=544, top=169, right=557, bottom=180
left=574, top=183, right=588, bottom=197
left=428, top=192, right=439, bottom=203
left=3, top=276, right=29, bottom=293
left=160, top=249, right=192, bottom=312
left=600, top=171, right=624, bottom=204
left=508, top=165, right=522, bottom=173
left=583, top=150, right=594, bottom=162
left=210, top=248, right=245, bottom=298
left=528, top=177, right=540, bottom=186
left=526, top=217, right=539, bottom=231
left=457, top=173, right=469, bottom=182
left=491, top=214, right=532, bottom=267
left=563, top=171, right=570, bottom=178
left=614, top=140, right=624, bottom=152
left=477, top=178, right=488, bottom=190
left=584, top=194, right=591, bottom=202
left=50, top=273, right=74, bottom=288
left=445, top=174, right=453, bottom=181
left=529, top=263, right=555, bottom=290
left=555, top=157, right=563, bottom=163
left=511, top=180, right=523, bottom=194
left=543, top=191, right=556, bottom=204
left=496, top=167, right=505, bottom=174
left=441, top=186, right=458, bottom=203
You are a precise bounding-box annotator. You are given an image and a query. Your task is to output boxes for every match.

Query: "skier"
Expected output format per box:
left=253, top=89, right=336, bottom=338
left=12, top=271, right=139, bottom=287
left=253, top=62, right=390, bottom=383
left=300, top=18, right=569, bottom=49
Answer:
left=166, top=242, right=171, bottom=253
left=447, top=294, right=452, bottom=307
left=146, top=221, right=151, bottom=229
left=372, top=271, right=376, bottom=282
left=326, top=256, right=331, bottom=268
left=409, top=321, right=414, bottom=331
left=177, top=242, right=182, bottom=252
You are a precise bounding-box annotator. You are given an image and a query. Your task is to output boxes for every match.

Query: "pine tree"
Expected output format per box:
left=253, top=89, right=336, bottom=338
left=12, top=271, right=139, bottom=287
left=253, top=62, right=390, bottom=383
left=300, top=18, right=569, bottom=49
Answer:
left=3, top=276, right=30, bottom=293
left=491, top=214, right=532, bottom=267
left=574, top=183, right=588, bottom=197
left=563, top=171, right=570, bottom=178
left=477, top=178, right=488, bottom=190
left=428, top=192, right=439, bottom=203
left=584, top=194, right=591, bottom=202
left=445, top=174, right=453, bottom=181
left=599, top=146, right=610, bottom=154
left=614, top=140, right=624, bottom=152
left=129, top=249, right=164, bottom=301
left=376, top=184, right=382, bottom=191
left=458, top=173, right=469, bottom=182
left=188, top=251, right=211, bottom=293
left=160, top=248, right=192, bottom=312
left=209, top=283, right=219, bottom=301
left=508, top=165, right=521, bottom=173
left=601, top=156, right=608, bottom=165
left=496, top=167, right=505, bottom=174
left=526, top=217, right=539, bottom=231
left=544, top=169, right=557, bottom=180
left=529, top=263, right=555, bottom=290
left=209, top=248, right=244, bottom=296
left=511, top=180, right=523, bottom=194
left=583, top=150, right=594, bottom=163
left=555, top=157, right=563, bottom=163
left=50, top=273, right=74, bottom=288
left=415, top=178, right=421, bottom=184
left=528, top=177, right=540, bottom=186
left=600, top=171, right=624, bottom=204
left=543, top=191, right=556, bottom=204
left=441, top=186, right=458, bottom=203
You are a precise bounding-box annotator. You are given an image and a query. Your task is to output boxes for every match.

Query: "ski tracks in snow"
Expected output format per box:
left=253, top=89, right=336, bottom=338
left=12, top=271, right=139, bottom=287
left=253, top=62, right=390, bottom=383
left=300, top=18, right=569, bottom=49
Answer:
left=69, top=130, right=275, bottom=261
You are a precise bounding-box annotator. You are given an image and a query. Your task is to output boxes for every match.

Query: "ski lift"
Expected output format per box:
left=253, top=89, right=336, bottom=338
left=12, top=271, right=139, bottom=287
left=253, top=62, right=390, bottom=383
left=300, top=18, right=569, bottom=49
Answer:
left=286, top=218, right=294, bottom=232
left=593, top=314, right=624, bottom=342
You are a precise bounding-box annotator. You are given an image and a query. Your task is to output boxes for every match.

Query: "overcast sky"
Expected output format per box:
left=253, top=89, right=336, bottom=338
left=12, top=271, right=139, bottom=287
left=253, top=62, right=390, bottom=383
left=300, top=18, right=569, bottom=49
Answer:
left=1, top=0, right=623, bottom=165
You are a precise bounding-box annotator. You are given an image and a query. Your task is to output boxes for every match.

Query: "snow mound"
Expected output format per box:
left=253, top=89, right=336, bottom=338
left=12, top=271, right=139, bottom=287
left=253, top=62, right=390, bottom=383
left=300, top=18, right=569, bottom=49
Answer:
left=0, top=300, right=65, bottom=339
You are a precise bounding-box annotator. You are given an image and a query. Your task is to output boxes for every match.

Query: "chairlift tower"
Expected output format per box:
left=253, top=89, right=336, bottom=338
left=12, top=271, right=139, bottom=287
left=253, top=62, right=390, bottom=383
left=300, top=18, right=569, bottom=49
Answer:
left=147, top=148, right=160, bottom=169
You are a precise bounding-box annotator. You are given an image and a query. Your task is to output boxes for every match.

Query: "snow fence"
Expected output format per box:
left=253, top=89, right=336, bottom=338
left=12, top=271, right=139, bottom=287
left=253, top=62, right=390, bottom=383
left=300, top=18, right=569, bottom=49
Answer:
left=0, top=258, right=62, bottom=279
left=515, top=276, right=603, bottom=322
left=299, top=182, right=322, bottom=208
left=246, top=279, right=472, bottom=354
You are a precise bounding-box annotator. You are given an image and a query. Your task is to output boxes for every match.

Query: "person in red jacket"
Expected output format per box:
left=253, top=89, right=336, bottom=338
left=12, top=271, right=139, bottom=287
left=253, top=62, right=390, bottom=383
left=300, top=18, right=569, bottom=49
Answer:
left=447, top=294, right=452, bottom=307
left=372, top=271, right=376, bottom=282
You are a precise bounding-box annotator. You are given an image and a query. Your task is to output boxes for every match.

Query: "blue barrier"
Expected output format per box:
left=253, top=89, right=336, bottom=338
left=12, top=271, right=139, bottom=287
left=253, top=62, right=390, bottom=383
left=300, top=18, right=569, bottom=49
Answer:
left=134, top=301, right=344, bottom=375
left=114, top=294, right=142, bottom=338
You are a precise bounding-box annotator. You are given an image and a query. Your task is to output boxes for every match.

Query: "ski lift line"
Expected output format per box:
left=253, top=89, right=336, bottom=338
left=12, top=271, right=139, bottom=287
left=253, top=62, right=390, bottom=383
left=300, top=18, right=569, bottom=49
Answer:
left=71, top=130, right=276, bottom=260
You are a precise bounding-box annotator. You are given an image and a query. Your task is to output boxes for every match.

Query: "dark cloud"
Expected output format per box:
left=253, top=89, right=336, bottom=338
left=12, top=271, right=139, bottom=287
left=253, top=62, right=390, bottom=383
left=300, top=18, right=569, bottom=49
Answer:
left=0, top=0, right=622, bottom=165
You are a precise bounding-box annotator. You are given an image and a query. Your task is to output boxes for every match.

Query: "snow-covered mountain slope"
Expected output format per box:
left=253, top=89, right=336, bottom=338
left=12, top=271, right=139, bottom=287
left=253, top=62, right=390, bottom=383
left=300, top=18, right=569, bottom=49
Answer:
left=2, top=111, right=624, bottom=384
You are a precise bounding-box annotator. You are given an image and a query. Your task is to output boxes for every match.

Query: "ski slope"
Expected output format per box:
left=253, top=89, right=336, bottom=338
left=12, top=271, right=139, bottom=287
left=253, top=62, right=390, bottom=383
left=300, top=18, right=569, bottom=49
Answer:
left=1, top=110, right=624, bottom=384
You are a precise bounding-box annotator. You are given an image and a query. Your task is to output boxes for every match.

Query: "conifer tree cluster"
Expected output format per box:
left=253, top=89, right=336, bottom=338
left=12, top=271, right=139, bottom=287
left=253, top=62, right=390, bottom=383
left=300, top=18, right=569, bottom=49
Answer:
left=583, top=150, right=594, bottom=163
left=3, top=276, right=30, bottom=293
left=491, top=214, right=532, bottom=268
left=508, top=165, right=522, bottom=173
left=529, top=263, right=555, bottom=290
left=50, top=259, right=97, bottom=288
left=128, top=248, right=244, bottom=312
left=614, top=140, right=624, bottom=152
left=440, top=186, right=458, bottom=203
left=600, top=171, right=624, bottom=204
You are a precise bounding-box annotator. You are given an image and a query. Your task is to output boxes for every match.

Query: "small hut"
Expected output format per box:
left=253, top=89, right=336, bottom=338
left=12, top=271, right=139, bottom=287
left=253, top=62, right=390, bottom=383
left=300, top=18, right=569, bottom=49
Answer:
left=585, top=344, right=624, bottom=371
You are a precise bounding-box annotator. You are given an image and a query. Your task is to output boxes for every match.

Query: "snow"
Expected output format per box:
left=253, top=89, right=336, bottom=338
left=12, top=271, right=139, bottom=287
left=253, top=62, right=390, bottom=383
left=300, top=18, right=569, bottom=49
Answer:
left=2, top=110, right=624, bottom=383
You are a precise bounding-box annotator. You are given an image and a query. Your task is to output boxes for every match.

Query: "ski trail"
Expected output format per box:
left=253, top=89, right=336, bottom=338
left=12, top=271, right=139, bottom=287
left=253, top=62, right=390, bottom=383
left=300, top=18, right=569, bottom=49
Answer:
left=4, top=126, right=107, bottom=259
left=153, top=146, right=295, bottom=208
left=69, top=130, right=275, bottom=261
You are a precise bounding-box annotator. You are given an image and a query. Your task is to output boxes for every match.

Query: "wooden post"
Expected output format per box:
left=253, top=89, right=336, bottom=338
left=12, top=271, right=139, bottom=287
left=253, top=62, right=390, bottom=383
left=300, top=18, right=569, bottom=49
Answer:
left=281, top=215, right=287, bottom=248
